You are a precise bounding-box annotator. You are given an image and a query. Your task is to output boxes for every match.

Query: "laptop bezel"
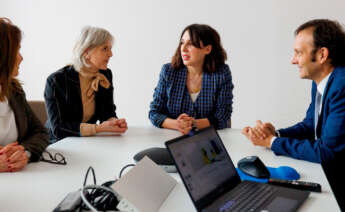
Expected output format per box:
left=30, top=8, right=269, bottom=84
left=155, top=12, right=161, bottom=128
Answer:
left=165, top=126, right=242, bottom=211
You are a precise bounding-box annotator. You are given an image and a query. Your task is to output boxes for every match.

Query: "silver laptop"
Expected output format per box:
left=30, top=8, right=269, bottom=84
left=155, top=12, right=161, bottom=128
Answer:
left=165, top=127, right=310, bottom=212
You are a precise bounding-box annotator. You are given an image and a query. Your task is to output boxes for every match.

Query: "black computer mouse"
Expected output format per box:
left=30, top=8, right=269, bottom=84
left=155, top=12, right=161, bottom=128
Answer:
left=237, top=156, right=270, bottom=179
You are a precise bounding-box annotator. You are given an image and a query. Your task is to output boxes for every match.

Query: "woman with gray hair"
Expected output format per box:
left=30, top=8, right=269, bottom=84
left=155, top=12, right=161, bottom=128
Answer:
left=44, top=26, right=127, bottom=143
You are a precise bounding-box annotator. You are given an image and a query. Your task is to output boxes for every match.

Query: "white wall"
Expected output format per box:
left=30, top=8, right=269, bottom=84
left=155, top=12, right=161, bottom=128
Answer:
left=1, top=0, right=345, bottom=129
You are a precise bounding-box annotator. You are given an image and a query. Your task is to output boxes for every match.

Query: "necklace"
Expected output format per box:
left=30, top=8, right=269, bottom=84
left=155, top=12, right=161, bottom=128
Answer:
left=187, top=73, right=202, bottom=93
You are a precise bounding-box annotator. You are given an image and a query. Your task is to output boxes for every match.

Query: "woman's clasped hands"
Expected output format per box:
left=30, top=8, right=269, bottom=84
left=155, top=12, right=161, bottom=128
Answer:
left=0, top=142, right=29, bottom=172
left=176, top=113, right=194, bottom=135
left=95, top=118, right=128, bottom=134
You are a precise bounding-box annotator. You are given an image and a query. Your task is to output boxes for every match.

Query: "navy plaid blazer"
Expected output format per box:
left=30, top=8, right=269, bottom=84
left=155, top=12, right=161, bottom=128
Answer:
left=149, top=63, right=234, bottom=129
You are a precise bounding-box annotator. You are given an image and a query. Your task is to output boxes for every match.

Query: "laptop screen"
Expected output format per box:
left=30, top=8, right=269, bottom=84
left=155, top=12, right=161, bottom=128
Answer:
left=166, top=127, right=240, bottom=204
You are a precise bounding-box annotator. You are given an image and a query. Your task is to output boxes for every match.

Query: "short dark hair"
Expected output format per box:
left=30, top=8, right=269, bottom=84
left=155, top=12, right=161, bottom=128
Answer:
left=0, top=17, right=22, bottom=101
left=295, top=19, right=345, bottom=67
left=171, top=24, right=227, bottom=73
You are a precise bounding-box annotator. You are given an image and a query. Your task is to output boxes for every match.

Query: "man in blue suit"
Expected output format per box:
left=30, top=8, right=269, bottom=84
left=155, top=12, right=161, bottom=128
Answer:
left=243, top=19, right=345, bottom=163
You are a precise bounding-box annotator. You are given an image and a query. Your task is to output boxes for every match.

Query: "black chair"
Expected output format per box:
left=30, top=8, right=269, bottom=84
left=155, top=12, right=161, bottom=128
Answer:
left=321, top=153, right=345, bottom=211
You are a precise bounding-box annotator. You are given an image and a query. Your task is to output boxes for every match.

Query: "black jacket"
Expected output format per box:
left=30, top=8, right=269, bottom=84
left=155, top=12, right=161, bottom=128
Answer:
left=9, top=87, right=49, bottom=161
left=44, top=65, right=117, bottom=143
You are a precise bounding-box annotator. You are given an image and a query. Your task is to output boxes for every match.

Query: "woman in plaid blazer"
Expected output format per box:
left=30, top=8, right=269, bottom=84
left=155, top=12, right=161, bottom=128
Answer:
left=149, top=24, right=234, bottom=135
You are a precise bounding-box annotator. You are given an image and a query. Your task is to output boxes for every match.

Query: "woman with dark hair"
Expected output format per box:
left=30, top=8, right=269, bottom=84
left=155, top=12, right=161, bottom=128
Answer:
left=149, top=24, right=234, bottom=134
left=0, top=18, right=49, bottom=172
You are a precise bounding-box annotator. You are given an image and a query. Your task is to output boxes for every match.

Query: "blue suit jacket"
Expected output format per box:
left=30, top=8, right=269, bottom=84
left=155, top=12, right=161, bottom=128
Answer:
left=272, top=66, right=345, bottom=163
left=149, top=63, right=234, bottom=129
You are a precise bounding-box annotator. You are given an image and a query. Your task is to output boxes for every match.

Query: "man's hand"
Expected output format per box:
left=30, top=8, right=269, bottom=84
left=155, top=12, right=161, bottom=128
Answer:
left=263, top=122, right=276, bottom=136
left=253, top=120, right=276, bottom=139
left=242, top=126, right=273, bottom=148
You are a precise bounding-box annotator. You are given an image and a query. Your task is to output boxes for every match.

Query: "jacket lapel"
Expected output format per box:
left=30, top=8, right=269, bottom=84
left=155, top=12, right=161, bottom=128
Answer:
left=194, top=72, right=214, bottom=113
left=8, top=91, right=25, bottom=141
left=170, top=68, right=187, bottom=115
left=66, top=67, right=83, bottom=120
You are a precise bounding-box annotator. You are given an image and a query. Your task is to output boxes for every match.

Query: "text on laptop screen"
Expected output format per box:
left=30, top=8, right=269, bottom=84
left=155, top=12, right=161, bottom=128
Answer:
left=168, top=129, right=237, bottom=202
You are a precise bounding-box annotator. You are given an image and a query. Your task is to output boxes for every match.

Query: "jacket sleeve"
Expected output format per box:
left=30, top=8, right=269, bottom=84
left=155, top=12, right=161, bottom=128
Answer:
left=149, top=64, right=170, bottom=127
left=207, top=65, right=234, bottom=129
left=20, top=92, right=49, bottom=162
left=44, top=74, right=82, bottom=141
left=271, top=86, right=345, bottom=163
left=98, top=69, right=117, bottom=122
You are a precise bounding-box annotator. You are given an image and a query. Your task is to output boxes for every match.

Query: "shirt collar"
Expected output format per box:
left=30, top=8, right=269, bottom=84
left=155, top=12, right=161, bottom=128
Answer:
left=317, top=73, right=331, bottom=96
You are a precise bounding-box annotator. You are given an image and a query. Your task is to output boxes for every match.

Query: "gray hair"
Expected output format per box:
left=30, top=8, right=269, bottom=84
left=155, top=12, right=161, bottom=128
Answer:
left=72, top=26, right=114, bottom=71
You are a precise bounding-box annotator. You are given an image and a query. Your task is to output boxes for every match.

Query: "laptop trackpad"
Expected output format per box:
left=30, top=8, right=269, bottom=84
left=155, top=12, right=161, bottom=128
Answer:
left=263, top=197, right=298, bottom=212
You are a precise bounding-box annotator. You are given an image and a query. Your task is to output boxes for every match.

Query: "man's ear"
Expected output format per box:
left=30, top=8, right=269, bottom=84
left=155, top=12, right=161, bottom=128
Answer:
left=318, top=47, right=329, bottom=64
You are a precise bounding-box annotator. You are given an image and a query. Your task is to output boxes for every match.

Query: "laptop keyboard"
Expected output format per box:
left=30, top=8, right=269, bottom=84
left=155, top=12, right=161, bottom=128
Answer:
left=221, top=181, right=278, bottom=212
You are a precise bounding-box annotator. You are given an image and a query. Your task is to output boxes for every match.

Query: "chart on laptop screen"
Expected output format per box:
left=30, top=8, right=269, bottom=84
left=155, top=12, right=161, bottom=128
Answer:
left=169, top=130, right=237, bottom=201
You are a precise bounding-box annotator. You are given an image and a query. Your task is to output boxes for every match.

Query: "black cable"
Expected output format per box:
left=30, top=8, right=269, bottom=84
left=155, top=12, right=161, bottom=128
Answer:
left=83, top=166, right=97, bottom=186
left=119, top=164, right=135, bottom=178
left=81, top=184, right=119, bottom=211
left=76, top=164, right=136, bottom=211
left=79, top=167, right=119, bottom=211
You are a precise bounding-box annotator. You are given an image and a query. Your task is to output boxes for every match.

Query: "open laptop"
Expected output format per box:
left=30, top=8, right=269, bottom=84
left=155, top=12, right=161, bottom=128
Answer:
left=165, top=127, right=310, bottom=212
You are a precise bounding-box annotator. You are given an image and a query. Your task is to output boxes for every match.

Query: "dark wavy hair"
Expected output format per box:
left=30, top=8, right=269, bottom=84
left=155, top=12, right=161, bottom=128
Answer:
left=171, top=24, right=227, bottom=73
left=0, top=17, right=22, bottom=101
left=295, top=19, right=345, bottom=66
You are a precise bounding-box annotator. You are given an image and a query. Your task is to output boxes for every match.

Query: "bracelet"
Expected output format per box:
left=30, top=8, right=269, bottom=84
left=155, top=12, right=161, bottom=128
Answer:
left=25, top=150, right=32, bottom=160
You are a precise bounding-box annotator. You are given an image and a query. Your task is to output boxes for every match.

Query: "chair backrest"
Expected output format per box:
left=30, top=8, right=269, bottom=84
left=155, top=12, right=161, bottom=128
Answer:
left=322, top=154, right=345, bottom=211
left=28, top=100, right=48, bottom=125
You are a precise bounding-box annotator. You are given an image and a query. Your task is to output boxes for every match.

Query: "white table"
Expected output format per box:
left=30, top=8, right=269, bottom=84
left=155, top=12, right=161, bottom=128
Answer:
left=0, top=126, right=340, bottom=212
